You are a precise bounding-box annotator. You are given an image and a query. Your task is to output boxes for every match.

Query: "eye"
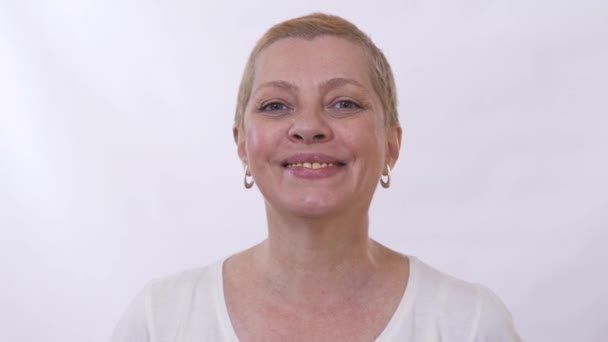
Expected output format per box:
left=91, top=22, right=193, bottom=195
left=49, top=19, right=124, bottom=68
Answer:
left=259, top=101, right=290, bottom=112
left=331, top=100, right=363, bottom=113
left=332, top=100, right=362, bottom=110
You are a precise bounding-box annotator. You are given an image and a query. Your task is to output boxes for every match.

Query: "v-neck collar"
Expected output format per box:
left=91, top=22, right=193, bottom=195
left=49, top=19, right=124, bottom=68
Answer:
left=214, top=255, right=419, bottom=341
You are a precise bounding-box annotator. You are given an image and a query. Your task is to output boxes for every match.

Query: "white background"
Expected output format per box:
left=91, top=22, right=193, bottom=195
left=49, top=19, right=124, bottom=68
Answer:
left=1, top=0, right=607, bottom=341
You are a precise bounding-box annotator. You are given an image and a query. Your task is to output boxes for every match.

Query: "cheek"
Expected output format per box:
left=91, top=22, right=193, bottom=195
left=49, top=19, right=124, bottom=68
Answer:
left=244, top=120, right=282, bottom=161
left=340, top=120, right=386, bottom=157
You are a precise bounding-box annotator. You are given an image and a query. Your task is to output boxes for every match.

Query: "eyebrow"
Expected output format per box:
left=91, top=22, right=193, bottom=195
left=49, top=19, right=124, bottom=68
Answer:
left=253, top=77, right=367, bottom=96
left=254, top=80, right=299, bottom=94
left=320, top=77, right=367, bottom=93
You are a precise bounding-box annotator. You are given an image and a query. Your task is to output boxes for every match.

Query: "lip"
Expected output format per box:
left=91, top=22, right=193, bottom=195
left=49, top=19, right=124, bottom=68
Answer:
left=281, top=153, right=346, bottom=179
left=281, top=153, right=346, bottom=166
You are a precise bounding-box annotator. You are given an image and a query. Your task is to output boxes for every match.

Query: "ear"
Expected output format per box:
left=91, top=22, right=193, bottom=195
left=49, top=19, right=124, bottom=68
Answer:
left=233, top=125, right=248, bottom=165
left=385, top=124, right=402, bottom=169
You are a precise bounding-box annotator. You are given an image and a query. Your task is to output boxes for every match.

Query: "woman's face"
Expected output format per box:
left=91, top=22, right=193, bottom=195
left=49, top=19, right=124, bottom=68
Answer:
left=235, top=36, right=401, bottom=218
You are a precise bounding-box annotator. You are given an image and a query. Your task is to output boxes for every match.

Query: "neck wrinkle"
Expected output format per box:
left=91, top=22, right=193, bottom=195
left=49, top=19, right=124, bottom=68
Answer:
left=252, top=205, right=383, bottom=305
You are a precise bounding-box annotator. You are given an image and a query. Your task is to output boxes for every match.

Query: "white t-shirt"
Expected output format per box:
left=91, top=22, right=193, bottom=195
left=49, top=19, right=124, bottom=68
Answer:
left=110, top=256, right=521, bottom=341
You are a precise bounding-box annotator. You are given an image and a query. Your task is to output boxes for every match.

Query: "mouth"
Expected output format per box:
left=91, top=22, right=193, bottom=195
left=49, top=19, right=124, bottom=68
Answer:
left=283, top=161, right=345, bottom=169
left=281, top=154, right=346, bottom=170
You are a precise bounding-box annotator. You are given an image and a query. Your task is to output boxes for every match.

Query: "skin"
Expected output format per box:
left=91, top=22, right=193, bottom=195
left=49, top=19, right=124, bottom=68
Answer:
left=228, top=36, right=407, bottom=341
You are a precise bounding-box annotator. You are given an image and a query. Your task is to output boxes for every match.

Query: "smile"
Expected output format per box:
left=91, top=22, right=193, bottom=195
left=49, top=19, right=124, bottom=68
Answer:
left=286, top=162, right=337, bottom=169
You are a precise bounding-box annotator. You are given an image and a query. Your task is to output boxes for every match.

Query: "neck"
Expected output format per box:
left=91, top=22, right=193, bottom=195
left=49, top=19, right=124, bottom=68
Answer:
left=251, top=204, right=385, bottom=305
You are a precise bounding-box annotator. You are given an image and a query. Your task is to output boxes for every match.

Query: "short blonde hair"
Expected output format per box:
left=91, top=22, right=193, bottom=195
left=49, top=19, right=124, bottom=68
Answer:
left=234, top=13, right=399, bottom=128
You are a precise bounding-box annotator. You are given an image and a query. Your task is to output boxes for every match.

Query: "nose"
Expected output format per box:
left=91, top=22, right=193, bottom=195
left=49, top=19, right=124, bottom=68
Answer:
left=287, top=106, right=333, bottom=144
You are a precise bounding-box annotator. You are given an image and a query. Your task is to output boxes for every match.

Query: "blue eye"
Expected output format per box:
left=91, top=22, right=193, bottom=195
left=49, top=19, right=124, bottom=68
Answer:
left=260, top=102, right=289, bottom=112
left=333, top=100, right=361, bottom=110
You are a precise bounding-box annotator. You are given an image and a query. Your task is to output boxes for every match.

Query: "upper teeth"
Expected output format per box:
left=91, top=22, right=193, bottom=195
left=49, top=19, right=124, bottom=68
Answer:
left=287, top=162, right=336, bottom=169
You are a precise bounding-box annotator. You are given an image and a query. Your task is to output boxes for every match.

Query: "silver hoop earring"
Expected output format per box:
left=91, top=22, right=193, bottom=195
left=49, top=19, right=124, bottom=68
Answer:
left=380, top=164, right=391, bottom=189
left=243, top=165, right=254, bottom=189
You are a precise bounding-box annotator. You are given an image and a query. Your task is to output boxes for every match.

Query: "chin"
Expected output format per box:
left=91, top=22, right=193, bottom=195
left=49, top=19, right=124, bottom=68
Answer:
left=269, top=195, right=346, bottom=219
left=290, top=205, right=342, bottom=219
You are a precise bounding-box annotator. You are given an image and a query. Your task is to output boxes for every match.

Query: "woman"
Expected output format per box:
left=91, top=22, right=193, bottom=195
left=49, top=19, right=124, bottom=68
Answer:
left=111, top=13, right=520, bottom=341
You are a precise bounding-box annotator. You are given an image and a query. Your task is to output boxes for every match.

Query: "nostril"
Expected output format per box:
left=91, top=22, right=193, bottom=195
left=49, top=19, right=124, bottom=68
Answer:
left=288, top=130, right=330, bottom=143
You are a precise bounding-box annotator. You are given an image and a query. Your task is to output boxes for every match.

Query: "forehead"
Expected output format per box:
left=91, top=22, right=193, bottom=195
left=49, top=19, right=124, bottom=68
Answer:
left=253, top=36, right=373, bottom=89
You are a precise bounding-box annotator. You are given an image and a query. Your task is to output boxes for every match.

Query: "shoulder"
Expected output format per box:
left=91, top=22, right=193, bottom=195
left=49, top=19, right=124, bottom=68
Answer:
left=109, top=260, right=222, bottom=342
left=409, top=257, right=521, bottom=341
left=145, top=261, right=218, bottom=304
left=472, top=284, right=522, bottom=342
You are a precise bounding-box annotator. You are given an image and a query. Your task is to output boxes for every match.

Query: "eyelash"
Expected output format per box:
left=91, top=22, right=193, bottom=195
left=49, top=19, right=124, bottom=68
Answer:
left=258, top=101, right=290, bottom=113
left=332, top=99, right=362, bottom=110
left=256, top=99, right=365, bottom=116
